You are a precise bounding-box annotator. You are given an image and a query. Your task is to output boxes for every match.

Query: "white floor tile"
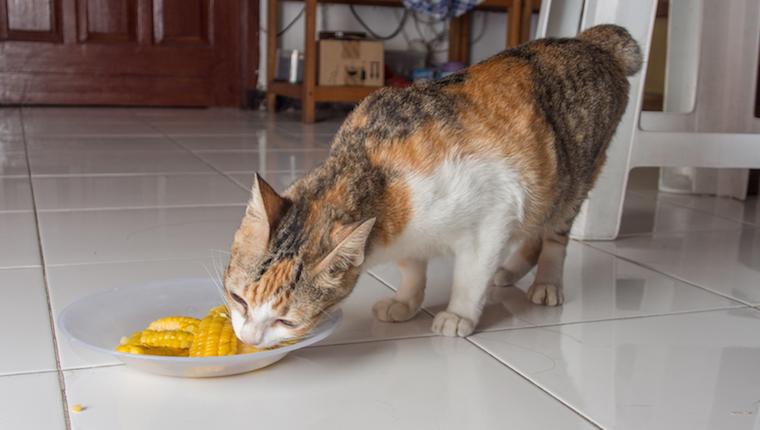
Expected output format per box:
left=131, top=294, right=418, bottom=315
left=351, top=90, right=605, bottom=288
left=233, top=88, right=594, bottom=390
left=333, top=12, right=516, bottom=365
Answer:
left=175, top=130, right=331, bottom=152
left=26, top=136, right=180, bottom=152
left=0, top=177, right=33, bottom=211
left=0, top=108, right=23, bottom=135
left=22, top=119, right=159, bottom=137
left=28, top=149, right=213, bottom=176
left=619, top=192, right=744, bottom=236
left=195, top=150, right=329, bottom=173
left=0, top=268, right=57, bottom=375
left=370, top=241, right=740, bottom=332
left=38, top=206, right=244, bottom=265
left=48, top=259, right=218, bottom=369
left=0, top=151, right=29, bottom=177
left=22, top=107, right=139, bottom=121
left=588, top=228, right=760, bottom=305
left=275, top=118, right=344, bottom=137
left=0, top=372, right=66, bottom=430
left=150, top=120, right=270, bottom=136
left=649, top=191, right=760, bottom=228
left=325, top=274, right=434, bottom=346
left=64, top=337, right=594, bottom=430
left=229, top=171, right=303, bottom=193
left=33, top=174, right=248, bottom=211
left=471, top=308, right=760, bottom=430
left=0, top=135, right=26, bottom=152
left=0, top=212, right=41, bottom=268
left=132, top=107, right=267, bottom=122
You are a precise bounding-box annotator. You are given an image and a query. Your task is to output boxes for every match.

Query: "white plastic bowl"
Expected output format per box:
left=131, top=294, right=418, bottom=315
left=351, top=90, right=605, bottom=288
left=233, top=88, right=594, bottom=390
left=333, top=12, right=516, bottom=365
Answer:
left=58, top=278, right=341, bottom=378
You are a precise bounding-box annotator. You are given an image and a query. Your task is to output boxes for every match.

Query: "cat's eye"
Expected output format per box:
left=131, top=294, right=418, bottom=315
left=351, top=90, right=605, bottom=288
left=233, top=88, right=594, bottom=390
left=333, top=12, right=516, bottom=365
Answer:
left=276, top=319, right=297, bottom=328
left=230, top=292, right=247, bottom=308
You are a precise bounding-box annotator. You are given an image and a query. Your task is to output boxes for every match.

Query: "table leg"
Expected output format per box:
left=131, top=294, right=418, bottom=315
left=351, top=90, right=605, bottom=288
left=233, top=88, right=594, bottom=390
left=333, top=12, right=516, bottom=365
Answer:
left=302, top=0, right=317, bottom=123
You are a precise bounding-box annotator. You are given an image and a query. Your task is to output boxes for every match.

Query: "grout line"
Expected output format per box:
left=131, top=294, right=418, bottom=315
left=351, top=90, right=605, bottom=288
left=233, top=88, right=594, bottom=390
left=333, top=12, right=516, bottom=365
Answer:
left=463, top=336, right=605, bottom=429
left=19, top=109, right=72, bottom=430
left=36, top=203, right=245, bottom=214
left=628, top=189, right=760, bottom=229
left=43, top=256, right=216, bottom=269
left=579, top=240, right=756, bottom=307
left=0, top=264, right=43, bottom=270
left=368, top=264, right=747, bottom=335
left=189, top=148, right=330, bottom=154
left=137, top=120, right=257, bottom=194
left=307, top=333, right=438, bottom=350
left=471, top=304, right=749, bottom=335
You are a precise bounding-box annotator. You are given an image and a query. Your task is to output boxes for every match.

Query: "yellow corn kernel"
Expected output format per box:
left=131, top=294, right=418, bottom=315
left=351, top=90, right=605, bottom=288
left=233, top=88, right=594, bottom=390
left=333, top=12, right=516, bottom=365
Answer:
left=189, top=312, right=238, bottom=357
left=206, top=305, right=229, bottom=318
left=71, top=404, right=85, bottom=413
left=139, top=329, right=194, bottom=349
left=119, top=331, right=144, bottom=347
left=116, top=344, right=189, bottom=356
left=147, top=316, right=200, bottom=333
left=237, top=343, right=262, bottom=354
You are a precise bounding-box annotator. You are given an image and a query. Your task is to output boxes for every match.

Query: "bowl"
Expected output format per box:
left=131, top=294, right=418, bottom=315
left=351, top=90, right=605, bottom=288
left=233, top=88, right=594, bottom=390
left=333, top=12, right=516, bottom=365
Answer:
left=58, top=278, right=341, bottom=378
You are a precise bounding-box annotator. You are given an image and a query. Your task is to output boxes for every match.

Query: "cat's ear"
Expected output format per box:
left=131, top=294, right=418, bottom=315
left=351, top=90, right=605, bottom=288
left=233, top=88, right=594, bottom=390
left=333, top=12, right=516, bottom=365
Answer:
left=238, top=174, right=287, bottom=256
left=314, top=218, right=376, bottom=273
left=247, top=174, right=287, bottom=229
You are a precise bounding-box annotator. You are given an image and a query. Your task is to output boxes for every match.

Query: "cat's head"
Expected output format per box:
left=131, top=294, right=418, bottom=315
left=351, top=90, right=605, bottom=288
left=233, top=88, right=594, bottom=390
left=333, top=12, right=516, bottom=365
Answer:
left=223, top=175, right=375, bottom=348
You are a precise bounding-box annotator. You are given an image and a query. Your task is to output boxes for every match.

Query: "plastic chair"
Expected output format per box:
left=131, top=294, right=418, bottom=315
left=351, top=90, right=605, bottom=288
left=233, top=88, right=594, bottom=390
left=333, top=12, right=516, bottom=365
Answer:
left=536, top=0, right=760, bottom=239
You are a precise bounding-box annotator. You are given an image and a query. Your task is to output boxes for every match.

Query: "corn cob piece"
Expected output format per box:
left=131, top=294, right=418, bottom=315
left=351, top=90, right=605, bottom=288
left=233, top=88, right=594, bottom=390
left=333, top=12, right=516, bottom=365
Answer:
left=119, top=331, right=143, bottom=346
left=206, top=305, right=229, bottom=318
left=189, top=309, right=238, bottom=357
left=237, top=343, right=262, bottom=354
left=139, top=329, right=194, bottom=349
left=116, top=344, right=189, bottom=356
left=147, top=316, right=200, bottom=333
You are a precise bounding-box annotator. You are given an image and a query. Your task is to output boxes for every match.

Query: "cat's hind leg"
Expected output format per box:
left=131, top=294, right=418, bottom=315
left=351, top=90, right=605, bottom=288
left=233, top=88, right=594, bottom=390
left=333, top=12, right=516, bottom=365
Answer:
left=492, top=234, right=542, bottom=287
left=373, top=258, right=427, bottom=322
left=526, top=229, right=569, bottom=306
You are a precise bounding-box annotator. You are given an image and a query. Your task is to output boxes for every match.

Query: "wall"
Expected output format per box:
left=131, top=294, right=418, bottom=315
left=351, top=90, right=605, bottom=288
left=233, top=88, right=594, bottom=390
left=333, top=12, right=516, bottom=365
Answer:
left=257, top=1, right=525, bottom=88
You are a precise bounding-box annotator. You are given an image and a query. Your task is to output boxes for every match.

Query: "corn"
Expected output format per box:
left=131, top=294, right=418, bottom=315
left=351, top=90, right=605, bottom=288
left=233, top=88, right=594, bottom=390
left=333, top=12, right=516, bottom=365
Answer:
left=139, top=329, right=194, bottom=349
left=189, top=310, right=238, bottom=357
left=115, top=305, right=297, bottom=357
left=147, top=316, right=200, bottom=333
left=71, top=404, right=85, bottom=413
left=116, top=344, right=189, bottom=356
left=206, top=305, right=229, bottom=318
left=237, top=343, right=263, bottom=354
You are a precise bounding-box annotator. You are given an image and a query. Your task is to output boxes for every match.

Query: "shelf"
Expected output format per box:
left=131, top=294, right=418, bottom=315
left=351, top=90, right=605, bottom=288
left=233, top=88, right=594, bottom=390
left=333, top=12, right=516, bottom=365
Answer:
left=269, top=81, right=381, bottom=102
left=275, top=0, right=540, bottom=13
left=267, top=0, right=538, bottom=122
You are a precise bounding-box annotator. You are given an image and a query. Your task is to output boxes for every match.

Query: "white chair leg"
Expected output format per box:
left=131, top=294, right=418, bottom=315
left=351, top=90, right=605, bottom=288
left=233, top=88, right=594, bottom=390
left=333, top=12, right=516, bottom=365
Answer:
left=570, top=0, right=659, bottom=240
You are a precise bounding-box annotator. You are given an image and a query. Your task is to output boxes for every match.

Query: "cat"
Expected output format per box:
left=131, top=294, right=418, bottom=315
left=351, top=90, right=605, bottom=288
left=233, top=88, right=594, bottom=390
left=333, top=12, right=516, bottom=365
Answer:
left=223, top=24, right=642, bottom=347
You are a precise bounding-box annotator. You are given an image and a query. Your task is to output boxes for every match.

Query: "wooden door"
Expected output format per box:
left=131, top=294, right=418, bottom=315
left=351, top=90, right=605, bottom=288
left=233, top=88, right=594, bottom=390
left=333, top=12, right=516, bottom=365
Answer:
left=0, top=0, right=254, bottom=106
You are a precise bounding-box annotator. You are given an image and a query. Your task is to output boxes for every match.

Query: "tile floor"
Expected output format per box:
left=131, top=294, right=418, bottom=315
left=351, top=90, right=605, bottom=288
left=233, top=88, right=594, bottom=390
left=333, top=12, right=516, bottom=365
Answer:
left=0, top=107, right=758, bottom=430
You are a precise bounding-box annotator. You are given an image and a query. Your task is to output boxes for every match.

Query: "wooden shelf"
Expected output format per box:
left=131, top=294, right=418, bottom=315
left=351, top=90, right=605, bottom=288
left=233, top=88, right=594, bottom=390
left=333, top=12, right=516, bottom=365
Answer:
left=275, top=0, right=540, bottom=12
left=270, top=81, right=381, bottom=102
left=266, top=0, right=539, bottom=122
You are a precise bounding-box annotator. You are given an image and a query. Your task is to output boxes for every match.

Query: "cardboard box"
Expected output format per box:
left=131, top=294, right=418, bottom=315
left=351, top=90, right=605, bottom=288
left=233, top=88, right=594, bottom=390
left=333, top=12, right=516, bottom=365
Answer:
left=318, top=39, right=384, bottom=87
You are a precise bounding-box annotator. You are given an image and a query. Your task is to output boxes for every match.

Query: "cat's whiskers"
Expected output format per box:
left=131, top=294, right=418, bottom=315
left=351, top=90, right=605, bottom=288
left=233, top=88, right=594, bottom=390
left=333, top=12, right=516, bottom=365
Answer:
left=203, top=263, right=225, bottom=299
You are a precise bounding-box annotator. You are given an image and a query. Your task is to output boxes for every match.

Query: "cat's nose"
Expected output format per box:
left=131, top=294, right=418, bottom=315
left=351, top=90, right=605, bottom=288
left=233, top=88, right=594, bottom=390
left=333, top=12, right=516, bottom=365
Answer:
left=239, top=324, right=265, bottom=346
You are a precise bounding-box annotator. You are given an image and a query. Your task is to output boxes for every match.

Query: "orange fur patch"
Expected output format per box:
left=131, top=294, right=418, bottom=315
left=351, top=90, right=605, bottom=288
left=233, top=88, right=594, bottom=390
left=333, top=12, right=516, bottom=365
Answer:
left=251, top=260, right=294, bottom=306
left=376, top=181, right=412, bottom=245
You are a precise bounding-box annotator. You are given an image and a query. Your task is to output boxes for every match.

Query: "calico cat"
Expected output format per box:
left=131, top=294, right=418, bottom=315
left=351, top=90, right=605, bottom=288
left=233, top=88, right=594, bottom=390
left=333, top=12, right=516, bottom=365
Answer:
left=224, top=24, right=642, bottom=347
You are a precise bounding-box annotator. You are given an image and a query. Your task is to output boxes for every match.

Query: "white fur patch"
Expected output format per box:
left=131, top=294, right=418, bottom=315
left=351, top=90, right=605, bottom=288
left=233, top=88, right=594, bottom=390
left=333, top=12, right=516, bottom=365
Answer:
left=366, top=156, right=525, bottom=266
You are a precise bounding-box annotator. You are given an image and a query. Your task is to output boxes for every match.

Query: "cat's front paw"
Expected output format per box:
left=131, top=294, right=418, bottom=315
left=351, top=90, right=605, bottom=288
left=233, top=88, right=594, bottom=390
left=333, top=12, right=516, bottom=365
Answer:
left=527, top=283, right=564, bottom=306
left=372, top=298, right=419, bottom=322
left=431, top=311, right=475, bottom=337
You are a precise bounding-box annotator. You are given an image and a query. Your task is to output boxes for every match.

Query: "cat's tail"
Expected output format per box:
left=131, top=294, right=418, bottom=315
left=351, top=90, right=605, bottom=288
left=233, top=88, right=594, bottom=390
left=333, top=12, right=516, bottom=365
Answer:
left=578, top=24, right=642, bottom=76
